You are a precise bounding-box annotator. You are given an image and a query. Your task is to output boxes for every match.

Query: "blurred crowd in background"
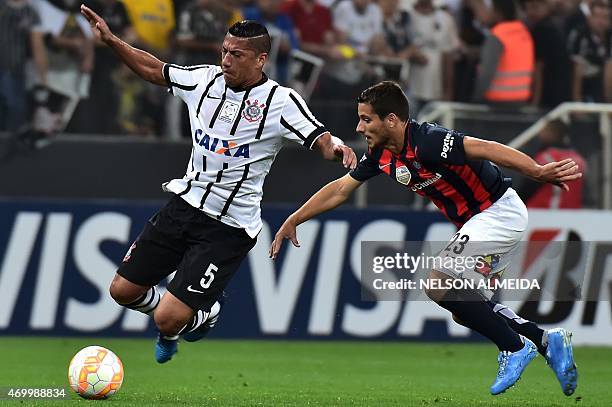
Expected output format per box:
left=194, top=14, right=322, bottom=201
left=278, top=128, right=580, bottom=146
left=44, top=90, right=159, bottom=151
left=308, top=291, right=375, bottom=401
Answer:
left=0, top=0, right=611, bottom=138
left=0, top=0, right=603, bottom=208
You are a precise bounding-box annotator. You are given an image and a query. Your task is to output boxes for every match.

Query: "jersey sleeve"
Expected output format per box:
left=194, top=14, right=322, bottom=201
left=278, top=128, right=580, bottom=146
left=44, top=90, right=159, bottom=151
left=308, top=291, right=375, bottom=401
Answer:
left=279, top=90, right=328, bottom=149
left=415, top=125, right=466, bottom=165
left=162, top=63, right=218, bottom=104
left=349, top=152, right=382, bottom=182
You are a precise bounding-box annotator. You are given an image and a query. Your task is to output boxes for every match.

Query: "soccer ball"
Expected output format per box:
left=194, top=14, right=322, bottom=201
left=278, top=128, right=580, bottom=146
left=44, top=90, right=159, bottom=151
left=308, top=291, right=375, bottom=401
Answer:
left=68, top=346, right=124, bottom=399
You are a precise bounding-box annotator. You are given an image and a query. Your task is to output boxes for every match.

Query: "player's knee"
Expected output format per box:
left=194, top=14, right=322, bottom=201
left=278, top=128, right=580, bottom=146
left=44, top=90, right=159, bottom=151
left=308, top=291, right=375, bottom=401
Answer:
left=153, top=314, right=176, bottom=336
left=424, top=270, right=447, bottom=303
left=108, top=277, right=127, bottom=304
left=154, top=309, right=188, bottom=336
left=109, top=274, right=145, bottom=305
left=424, top=286, right=444, bottom=303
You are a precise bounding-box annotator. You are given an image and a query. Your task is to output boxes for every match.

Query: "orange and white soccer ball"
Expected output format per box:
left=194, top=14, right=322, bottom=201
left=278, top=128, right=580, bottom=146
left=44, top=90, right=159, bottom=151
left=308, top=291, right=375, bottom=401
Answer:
left=68, top=346, right=124, bottom=399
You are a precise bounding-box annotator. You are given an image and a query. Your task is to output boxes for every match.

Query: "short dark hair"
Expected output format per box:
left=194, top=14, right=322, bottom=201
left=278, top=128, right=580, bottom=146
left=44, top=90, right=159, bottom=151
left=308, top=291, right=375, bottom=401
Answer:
left=227, top=20, right=271, bottom=54
left=357, top=81, right=410, bottom=121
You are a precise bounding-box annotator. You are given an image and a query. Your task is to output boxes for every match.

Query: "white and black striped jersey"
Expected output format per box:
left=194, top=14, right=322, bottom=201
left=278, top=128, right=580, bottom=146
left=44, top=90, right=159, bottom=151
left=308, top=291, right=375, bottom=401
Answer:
left=161, top=64, right=327, bottom=237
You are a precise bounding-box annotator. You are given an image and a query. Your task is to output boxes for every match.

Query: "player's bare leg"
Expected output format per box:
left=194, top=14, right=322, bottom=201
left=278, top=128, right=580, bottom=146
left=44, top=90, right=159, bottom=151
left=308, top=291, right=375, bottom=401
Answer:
left=109, top=274, right=159, bottom=316
left=154, top=292, right=195, bottom=336
left=153, top=291, right=222, bottom=363
left=153, top=292, right=194, bottom=363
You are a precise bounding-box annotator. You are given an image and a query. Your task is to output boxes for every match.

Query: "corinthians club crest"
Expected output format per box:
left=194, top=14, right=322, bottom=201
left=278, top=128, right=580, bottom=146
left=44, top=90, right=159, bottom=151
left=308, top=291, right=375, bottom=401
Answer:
left=242, top=99, right=266, bottom=122
left=396, top=165, right=412, bottom=185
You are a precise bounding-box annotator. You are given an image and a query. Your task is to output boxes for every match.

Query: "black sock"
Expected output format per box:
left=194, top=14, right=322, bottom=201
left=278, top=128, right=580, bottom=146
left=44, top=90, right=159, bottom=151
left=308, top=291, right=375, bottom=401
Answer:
left=439, top=290, right=523, bottom=352
left=487, top=301, right=547, bottom=356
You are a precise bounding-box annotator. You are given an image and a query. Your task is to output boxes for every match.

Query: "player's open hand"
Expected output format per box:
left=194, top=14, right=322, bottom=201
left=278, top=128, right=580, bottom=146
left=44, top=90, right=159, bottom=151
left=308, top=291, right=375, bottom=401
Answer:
left=536, top=158, right=582, bottom=191
left=81, top=4, right=113, bottom=43
left=269, top=218, right=300, bottom=260
left=334, top=143, right=357, bottom=170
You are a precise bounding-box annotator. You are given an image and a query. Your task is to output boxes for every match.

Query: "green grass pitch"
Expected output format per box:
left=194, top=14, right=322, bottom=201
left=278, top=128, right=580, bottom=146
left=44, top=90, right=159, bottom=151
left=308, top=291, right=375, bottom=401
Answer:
left=0, top=337, right=610, bottom=406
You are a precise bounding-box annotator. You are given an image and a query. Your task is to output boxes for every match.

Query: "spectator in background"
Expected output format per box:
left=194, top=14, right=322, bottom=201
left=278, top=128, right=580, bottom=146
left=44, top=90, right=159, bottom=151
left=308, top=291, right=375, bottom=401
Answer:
left=121, top=0, right=175, bottom=52
left=0, top=0, right=48, bottom=133
left=408, top=0, right=459, bottom=110
left=523, top=120, right=586, bottom=208
left=439, top=0, right=464, bottom=22
left=32, top=0, right=95, bottom=132
left=85, top=0, right=135, bottom=134
left=333, top=0, right=387, bottom=57
left=175, top=0, right=242, bottom=66
left=112, top=64, right=159, bottom=135
left=567, top=0, right=612, bottom=102
left=243, top=0, right=299, bottom=83
left=379, top=0, right=427, bottom=63
left=453, top=0, right=486, bottom=102
left=376, top=0, right=429, bottom=93
left=37, top=0, right=94, bottom=77
left=564, top=0, right=591, bottom=35
left=473, top=0, right=535, bottom=104
left=323, top=0, right=387, bottom=95
left=282, top=0, right=339, bottom=60
left=112, top=0, right=177, bottom=136
left=523, top=0, right=572, bottom=108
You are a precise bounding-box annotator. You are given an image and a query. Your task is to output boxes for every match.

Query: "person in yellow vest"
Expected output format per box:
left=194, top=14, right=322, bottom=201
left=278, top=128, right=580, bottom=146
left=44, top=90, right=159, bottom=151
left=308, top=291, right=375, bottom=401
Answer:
left=121, top=0, right=175, bottom=52
left=473, top=0, right=535, bottom=103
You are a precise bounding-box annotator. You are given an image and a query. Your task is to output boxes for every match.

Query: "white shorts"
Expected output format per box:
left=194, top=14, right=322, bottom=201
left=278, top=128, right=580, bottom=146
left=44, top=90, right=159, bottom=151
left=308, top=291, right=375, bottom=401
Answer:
left=435, top=188, right=528, bottom=297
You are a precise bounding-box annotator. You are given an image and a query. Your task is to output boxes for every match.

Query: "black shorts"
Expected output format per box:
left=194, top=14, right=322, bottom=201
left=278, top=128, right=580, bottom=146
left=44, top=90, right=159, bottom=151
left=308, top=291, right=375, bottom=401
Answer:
left=117, top=195, right=257, bottom=312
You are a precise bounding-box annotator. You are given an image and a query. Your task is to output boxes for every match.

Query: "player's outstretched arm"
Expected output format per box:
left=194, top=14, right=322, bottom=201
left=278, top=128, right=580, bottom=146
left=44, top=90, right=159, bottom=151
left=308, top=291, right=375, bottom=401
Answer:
left=80, top=4, right=166, bottom=86
left=269, top=174, right=361, bottom=259
left=314, top=133, right=358, bottom=169
left=464, top=136, right=582, bottom=191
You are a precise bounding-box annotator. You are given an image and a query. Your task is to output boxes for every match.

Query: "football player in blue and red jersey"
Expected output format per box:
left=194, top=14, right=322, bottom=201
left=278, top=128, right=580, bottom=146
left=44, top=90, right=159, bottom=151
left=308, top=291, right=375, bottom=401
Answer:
left=270, top=81, right=581, bottom=396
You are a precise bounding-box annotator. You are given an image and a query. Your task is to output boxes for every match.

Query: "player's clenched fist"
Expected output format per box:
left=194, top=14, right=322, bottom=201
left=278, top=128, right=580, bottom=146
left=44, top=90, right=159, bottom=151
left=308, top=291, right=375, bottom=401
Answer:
left=81, top=4, right=114, bottom=43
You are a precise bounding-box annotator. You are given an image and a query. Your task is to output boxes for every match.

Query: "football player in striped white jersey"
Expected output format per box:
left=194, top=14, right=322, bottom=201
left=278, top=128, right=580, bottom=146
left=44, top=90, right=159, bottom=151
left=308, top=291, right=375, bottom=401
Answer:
left=81, top=5, right=357, bottom=363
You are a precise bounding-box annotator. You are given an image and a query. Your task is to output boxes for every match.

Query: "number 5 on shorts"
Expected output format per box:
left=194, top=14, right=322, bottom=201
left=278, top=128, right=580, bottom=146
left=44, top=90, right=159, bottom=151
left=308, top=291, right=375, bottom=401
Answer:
left=200, top=263, right=218, bottom=289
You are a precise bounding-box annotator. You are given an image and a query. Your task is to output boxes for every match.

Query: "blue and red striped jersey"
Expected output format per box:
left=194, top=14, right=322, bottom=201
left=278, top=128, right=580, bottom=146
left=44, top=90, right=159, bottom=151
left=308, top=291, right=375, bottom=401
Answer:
left=350, top=121, right=511, bottom=227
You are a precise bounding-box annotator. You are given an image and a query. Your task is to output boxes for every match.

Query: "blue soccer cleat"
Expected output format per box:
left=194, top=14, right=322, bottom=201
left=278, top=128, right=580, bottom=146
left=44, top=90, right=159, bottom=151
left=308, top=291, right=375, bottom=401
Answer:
left=545, top=328, right=578, bottom=396
left=155, top=334, right=178, bottom=363
left=182, top=300, right=223, bottom=343
left=490, top=337, right=538, bottom=395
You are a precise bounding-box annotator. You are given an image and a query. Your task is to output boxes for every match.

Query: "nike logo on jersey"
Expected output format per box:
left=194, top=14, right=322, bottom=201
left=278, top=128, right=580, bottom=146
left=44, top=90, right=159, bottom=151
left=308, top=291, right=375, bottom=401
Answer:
left=187, top=285, right=205, bottom=294
left=379, top=163, right=391, bottom=169
left=194, top=129, right=250, bottom=158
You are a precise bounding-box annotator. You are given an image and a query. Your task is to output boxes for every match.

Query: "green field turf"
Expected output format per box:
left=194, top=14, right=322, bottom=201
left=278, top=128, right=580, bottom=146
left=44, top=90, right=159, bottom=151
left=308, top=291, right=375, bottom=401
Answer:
left=0, top=337, right=609, bottom=406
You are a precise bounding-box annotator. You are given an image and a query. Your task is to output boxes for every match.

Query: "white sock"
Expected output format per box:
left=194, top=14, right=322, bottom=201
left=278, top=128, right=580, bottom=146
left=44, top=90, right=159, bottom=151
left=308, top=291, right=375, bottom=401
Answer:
left=123, top=286, right=161, bottom=316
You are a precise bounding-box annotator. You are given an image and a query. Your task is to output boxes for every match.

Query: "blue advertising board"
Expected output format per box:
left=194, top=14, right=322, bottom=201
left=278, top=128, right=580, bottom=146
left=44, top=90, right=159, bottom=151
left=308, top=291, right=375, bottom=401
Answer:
left=1, top=198, right=611, bottom=345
